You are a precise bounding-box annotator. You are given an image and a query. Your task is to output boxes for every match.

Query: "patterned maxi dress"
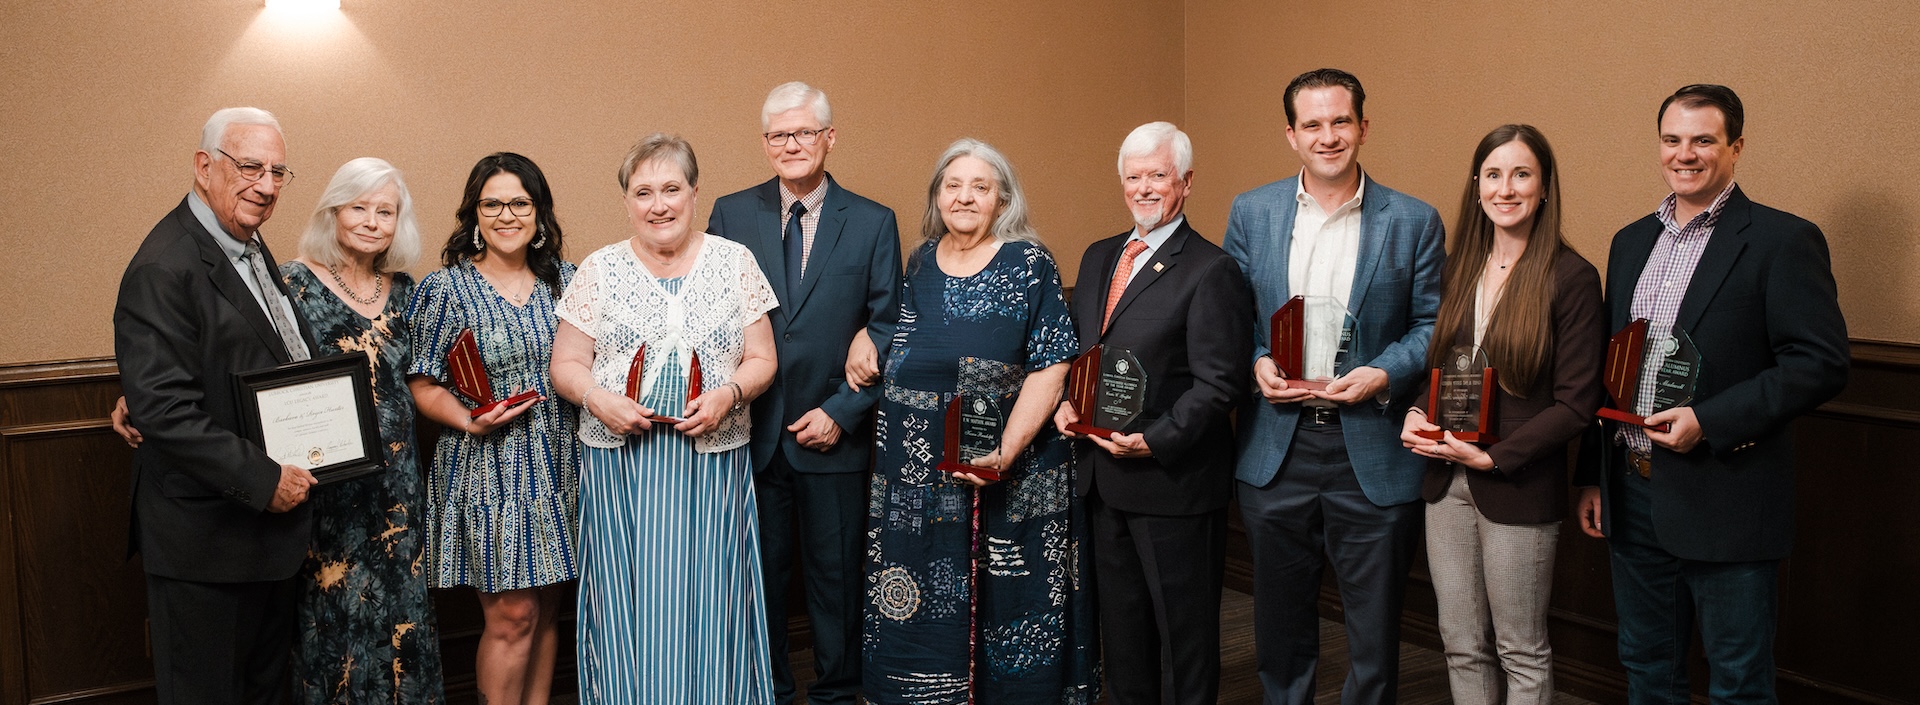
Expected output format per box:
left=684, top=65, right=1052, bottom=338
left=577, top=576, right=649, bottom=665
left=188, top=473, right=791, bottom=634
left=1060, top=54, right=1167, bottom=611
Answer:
left=280, top=263, right=444, bottom=704
left=555, top=237, right=780, bottom=703
left=407, top=260, right=580, bottom=592
left=864, top=240, right=1100, bottom=705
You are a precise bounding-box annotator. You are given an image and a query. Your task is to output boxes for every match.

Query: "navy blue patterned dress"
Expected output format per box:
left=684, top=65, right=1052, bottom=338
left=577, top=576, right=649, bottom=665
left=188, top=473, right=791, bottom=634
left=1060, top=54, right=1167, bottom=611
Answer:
left=407, top=260, right=580, bottom=593
left=864, top=240, right=1099, bottom=705
left=280, top=263, right=444, bottom=704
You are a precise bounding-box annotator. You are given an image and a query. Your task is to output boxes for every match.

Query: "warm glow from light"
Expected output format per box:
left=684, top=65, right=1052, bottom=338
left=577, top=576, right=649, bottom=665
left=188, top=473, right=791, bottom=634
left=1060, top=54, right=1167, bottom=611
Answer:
left=264, top=0, right=341, bottom=10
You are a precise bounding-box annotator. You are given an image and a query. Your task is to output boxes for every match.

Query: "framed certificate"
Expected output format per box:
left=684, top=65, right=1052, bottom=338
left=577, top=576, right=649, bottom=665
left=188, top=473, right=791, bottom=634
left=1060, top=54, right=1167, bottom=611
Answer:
left=235, top=354, right=385, bottom=485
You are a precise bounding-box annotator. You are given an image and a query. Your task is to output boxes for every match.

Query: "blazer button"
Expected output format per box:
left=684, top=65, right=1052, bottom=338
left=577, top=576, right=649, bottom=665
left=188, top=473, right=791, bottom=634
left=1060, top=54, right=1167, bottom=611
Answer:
left=784, top=334, right=792, bottom=342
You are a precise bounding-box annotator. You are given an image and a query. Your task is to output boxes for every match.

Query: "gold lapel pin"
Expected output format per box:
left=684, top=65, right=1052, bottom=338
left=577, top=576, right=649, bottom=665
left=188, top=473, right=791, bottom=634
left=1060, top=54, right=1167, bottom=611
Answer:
left=1152, top=262, right=1165, bottom=272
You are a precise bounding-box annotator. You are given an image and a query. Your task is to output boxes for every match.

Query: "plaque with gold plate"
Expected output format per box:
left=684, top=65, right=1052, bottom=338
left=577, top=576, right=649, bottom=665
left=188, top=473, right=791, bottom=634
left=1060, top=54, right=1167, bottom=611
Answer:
left=236, top=354, right=384, bottom=485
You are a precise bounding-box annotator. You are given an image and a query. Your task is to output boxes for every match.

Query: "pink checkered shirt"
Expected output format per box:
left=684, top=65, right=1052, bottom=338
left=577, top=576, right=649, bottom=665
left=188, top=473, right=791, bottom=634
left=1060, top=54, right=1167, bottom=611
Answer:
left=779, top=180, right=829, bottom=276
left=1620, top=181, right=1737, bottom=456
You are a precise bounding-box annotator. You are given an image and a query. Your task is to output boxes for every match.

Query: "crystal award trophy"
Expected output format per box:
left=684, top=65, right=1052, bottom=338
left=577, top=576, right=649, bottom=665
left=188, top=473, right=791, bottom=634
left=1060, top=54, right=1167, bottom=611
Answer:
left=1413, top=345, right=1499, bottom=444
left=1063, top=344, right=1147, bottom=438
left=1595, top=319, right=1701, bottom=433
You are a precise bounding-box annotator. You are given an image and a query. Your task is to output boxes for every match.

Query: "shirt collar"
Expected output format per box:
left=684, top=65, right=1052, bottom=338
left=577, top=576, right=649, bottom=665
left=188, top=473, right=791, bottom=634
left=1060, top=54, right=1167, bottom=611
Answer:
left=1131, top=214, right=1184, bottom=250
left=779, top=177, right=829, bottom=213
left=1656, top=181, right=1738, bottom=233
left=188, top=191, right=252, bottom=260
left=1294, top=170, right=1368, bottom=215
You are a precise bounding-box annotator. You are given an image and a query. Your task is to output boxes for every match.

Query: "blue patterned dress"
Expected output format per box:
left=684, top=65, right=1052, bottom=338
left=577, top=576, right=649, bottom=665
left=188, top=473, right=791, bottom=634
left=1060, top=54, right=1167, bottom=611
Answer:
left=407, top=259, right=580, bottom=592
left=864, top=240, right=1099, bottom=705
left=281, top=264, right=444, bottom=704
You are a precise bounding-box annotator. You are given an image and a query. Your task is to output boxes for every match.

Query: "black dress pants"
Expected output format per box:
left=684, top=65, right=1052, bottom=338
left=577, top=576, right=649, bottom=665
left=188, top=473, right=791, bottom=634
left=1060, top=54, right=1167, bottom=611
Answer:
left=145, top=572, right=296, bottom=705
left=1090, top=492, right=1226, bottom=705
left=756, top=449, right=867, bottom=705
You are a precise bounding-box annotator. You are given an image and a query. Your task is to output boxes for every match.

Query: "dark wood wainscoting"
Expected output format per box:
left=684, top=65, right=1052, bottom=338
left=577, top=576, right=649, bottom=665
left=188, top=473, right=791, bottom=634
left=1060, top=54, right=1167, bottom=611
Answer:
left=3, top=341, right=1916, bottom=705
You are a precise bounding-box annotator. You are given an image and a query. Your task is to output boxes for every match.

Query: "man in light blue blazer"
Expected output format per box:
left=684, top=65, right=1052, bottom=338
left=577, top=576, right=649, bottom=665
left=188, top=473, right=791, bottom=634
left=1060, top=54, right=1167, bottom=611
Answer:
left=708, top=82, right=901, bottom=705
left=1222, top=68, right=1445, bottom=705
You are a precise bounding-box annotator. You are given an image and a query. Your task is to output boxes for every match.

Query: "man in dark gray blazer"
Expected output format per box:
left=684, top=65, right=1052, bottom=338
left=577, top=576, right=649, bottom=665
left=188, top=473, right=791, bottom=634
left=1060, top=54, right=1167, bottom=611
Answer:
left=1575, top=84, right=1848, bottom=704
left=1223, top=69, right=1445, bottom=705
left=1056, top=122, right=1251, bottom=705
left=114, top=107, right=319, bottom=704
left=707, top=81, right=900, bottom=705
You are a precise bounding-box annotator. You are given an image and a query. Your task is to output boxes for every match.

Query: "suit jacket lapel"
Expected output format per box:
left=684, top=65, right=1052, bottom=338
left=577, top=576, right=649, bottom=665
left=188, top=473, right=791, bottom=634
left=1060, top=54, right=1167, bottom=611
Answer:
left=184, top=205, right=291, bottom=362
left=1674, top=187, right=1753, bottom=334
left=750, top=179, right=792, bottom=310
left=1609, top=219, right=1660, bottom=327
left=1103, top=222, right=1191, bottom=339
left=1347, top=177, right=1390, bottom=318
left=788, top=176, right=848, bottom=318
left=1268, top=178, right=1302, bottom=301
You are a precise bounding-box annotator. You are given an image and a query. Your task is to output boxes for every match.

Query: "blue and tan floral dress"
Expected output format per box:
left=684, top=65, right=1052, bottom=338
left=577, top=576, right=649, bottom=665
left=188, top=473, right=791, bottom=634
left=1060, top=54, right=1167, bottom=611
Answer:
left=280, top=263, right=444, bottom=704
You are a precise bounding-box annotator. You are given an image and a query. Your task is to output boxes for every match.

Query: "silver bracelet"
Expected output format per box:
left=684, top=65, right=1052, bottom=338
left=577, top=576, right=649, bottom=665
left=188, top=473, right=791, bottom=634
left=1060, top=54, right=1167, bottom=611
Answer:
left=725, top=382, right=745, bottom=412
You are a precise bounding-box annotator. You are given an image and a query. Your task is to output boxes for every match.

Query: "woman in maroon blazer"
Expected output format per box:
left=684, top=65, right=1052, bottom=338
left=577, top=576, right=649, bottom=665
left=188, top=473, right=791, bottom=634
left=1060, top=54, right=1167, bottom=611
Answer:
left=1399, top=124, right=1605, bottom=705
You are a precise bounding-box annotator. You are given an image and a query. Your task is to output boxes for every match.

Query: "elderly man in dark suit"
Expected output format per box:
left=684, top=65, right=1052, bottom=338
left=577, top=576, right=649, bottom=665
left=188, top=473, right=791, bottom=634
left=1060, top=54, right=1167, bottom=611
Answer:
left=1055, top=122, right=1251, bottom=705
left=113, top=107, right=319, bottom=704
left=707, top=81, right=901, bottom=705
left=1223, top=68, right=1446, bottom=705
left=1575, top=84, right=1848, bottom=704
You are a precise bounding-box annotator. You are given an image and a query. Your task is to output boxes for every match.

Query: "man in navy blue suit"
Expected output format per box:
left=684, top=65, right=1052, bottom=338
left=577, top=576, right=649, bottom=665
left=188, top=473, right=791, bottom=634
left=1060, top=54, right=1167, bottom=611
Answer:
left=707, top=81, right=901, bottom=705
left=1223, top=69, right=1446, bottom=705
left=1575, top=84, right=1848, bottom=704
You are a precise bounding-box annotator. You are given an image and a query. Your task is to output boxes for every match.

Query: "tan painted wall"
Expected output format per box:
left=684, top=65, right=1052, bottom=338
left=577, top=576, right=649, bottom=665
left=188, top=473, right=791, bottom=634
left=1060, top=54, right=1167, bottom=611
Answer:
left=0, top=0, right=1182, bottom=364
left=1184, top=0, right=1920, bottom=344
left=6, top=0, right=1918, bottom=365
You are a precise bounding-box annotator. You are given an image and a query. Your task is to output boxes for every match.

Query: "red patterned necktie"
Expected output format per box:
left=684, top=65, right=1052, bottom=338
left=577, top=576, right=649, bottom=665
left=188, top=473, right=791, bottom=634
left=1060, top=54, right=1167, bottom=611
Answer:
left=1102, top=239, right=1149, bottom=333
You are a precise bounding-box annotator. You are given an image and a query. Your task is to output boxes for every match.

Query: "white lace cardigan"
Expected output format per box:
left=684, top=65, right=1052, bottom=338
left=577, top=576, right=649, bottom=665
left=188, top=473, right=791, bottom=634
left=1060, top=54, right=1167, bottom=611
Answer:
left=556, top=235, right=777, bottom=452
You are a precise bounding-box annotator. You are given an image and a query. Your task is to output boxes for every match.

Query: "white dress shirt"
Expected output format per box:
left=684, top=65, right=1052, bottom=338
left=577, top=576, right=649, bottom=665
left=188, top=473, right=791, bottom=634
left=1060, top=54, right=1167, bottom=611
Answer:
left=1288, top=173, right=1366, bottom=384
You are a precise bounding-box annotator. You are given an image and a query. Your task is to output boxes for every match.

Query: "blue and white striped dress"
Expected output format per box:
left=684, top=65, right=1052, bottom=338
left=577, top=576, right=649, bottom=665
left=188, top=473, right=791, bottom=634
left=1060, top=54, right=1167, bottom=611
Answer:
left=566, top=269, right=774, bottom=703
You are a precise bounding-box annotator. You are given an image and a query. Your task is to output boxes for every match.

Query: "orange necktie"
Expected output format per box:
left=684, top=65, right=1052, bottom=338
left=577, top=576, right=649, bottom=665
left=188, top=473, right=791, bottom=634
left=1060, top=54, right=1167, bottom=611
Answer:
left=1102, top=239, right=1149, bottom=333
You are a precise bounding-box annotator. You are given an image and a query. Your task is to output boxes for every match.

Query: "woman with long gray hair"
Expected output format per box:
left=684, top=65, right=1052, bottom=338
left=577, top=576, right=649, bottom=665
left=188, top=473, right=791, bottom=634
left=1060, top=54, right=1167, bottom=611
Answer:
left=861, top=138, right=1099, bottom=704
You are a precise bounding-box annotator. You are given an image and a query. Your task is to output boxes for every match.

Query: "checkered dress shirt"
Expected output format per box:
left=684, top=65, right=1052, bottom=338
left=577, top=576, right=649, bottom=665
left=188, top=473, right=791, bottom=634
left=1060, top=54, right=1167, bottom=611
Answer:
left=779, top=180, right=829, bottom=276
left=1620, top=181, right=1737, bottom=456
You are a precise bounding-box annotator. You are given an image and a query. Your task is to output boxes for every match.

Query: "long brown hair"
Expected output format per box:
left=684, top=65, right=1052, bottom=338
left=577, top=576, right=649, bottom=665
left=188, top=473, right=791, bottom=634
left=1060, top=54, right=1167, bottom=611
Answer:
left=1429, top=124, right=1568, bottom=397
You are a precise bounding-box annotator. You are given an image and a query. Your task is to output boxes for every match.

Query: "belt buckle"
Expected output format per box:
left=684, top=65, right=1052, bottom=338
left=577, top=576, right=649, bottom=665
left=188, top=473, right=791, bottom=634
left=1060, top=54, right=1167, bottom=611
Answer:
left=1627, top=451, right=1652, bottom=479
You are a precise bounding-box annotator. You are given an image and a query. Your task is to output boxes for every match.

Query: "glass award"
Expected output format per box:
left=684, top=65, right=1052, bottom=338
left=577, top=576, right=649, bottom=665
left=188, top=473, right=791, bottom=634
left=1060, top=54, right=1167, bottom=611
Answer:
left=447, top=328, right=540, bottom=419
left=939, top=392, right=1005, bottom=481
left=1064, top=344, right=1147, bottom=438
left=627, top=342, right=703, bottom=426
left=1269, top=295, right=1356, bottom=391
left=1595, top=319, right=1701, bottom=432
left=1413, top=345, right=1499, bottom=444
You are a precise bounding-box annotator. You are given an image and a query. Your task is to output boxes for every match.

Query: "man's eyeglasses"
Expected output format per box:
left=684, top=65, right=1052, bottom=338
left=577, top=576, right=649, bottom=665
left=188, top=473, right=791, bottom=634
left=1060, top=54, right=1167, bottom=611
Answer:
left=1122, top=171, right=1177, bottom=186
left=479, top=198, right=536, bottom=217
left=764, top=128, right=828, bottom=147
left=216, top=149, right=294, bottom=185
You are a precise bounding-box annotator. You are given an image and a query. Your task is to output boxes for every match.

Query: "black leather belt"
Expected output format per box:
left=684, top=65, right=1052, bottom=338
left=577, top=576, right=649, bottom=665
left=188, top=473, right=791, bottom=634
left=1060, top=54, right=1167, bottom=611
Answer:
left=1300, top=406, right=1341, bottom=426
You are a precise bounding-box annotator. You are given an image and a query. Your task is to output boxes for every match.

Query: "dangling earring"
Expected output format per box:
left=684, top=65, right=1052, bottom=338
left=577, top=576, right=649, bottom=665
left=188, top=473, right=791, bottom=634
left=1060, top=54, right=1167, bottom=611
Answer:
left=473, top=225, right=484, bottom=251
left=532, top=223, right=547, bottom=250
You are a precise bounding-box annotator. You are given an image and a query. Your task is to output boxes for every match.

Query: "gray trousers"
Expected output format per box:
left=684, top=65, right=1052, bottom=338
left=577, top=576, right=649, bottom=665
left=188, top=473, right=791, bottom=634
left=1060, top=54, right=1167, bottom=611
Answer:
left=1425, top=469, right=1559, bottom=705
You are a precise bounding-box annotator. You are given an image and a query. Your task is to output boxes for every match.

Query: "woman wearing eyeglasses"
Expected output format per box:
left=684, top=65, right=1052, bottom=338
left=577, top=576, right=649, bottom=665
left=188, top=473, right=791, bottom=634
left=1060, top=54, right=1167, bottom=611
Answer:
left=407, top=152, right=579, bottom=705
